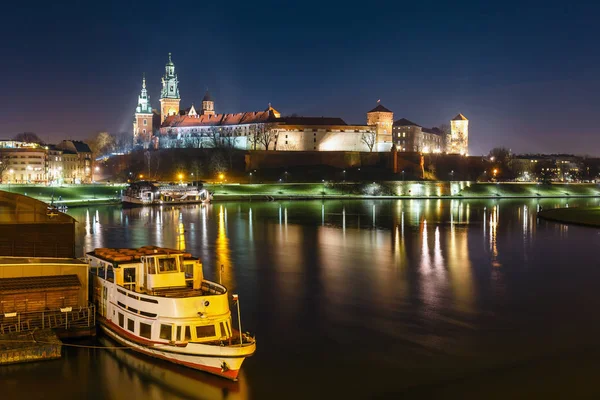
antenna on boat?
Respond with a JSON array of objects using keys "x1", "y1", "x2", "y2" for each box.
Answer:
[
  {"x1": 232, "y1": 294, "x2": 242, "y2": 346},
  {"x1": 219, "y1": 264, "x2": 223, "y2": 285}
]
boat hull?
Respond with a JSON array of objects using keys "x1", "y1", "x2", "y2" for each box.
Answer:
[{"x1": 99, "y1": 318, "x2": 251, "y2": 381}]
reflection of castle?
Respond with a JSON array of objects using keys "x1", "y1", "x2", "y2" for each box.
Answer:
[{"x1": 133, "y1": 54, "x2": 468, "y2": 154}]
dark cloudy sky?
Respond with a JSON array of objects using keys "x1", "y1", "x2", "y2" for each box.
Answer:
[{"x1": 1, "y1": 0, "x2": 598, "y2": 156}]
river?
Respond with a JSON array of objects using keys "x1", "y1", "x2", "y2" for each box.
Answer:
[{"x1": 2, "y1": 198, "x2": 600, "y2": 399}]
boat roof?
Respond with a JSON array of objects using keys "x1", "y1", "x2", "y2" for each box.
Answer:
[
  {"x1": 87, "y1": 247, "x2": 195, "y2": 264},
  {"x1": 0, "y1": 257, "x2": 86, "y2": 266}
]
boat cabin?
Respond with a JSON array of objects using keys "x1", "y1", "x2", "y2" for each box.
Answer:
[{"x1": 87, "y1": 247, "x2": 204, "y2": 295}]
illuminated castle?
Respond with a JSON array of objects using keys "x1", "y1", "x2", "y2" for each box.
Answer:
[{"x1": 133, "y1": 54, "x2": 468, "y2": 154}]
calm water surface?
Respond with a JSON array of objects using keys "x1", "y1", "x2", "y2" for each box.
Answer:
[{"x1": 3, "y1": 198, "x2": 600, "y2": 399}]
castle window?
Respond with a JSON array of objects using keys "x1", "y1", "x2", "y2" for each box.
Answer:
[{"x1": 143, "y1": 119, "x2": 147, "y2": 126}]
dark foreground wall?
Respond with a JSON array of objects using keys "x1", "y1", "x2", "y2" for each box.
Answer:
[{"x1": 0, "y1": 191, "x2": 76, "y2": 258}]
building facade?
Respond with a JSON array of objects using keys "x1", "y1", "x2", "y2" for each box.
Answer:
[
  {"x1": 134, "y1": 53, "x2": 469, "y2": 154},
  {"x1": 56, "y1": 140, "x2": 93, "y2": 183},
  {"x1": 159, "y1": 53, "x2": 180, "y2": 123},
  {"x1": 449, "y1": 113, "x2": 469, "y2": 155},
  {"x1": 392, "y1": 119, "x2": 444, "y2": 153},
  {"x1": 366, "y1": 103, "x2": 394, "y2": 152},
  {"x1": 133, "y1": 75, "x2": 154, "y2": 145},
  {"x1": 0, "y1": 141, "x2": 47, "y2": 183}
]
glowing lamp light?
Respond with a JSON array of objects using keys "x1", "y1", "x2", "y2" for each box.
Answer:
[{"x1": 218, "y1": 173, "x2": 224, "y2": 180}]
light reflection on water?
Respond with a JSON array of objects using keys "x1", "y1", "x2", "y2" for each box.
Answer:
[{"x1": 4, "y1": 198, "x2": 600, "y2": 399}]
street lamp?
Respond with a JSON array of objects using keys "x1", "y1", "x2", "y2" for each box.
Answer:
[
  {"x1": 178, "y1": 173, "x2": 184, "y2": 184},
  {"x1": 402, "y1": 170, "x2": 405, "y2": 181}
]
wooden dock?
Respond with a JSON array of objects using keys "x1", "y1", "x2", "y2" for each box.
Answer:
[{"x1": 0, "y1": 329, "x2": 62, "y2": 365}]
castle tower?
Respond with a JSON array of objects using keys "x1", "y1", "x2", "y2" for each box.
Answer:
[
  {"x1": 201, "y1": 90, "x2": 215, "y2": 116},
  {"x1": 449, "y1": 113, "x2": 469, "y2": 155},
  {"x1": 366, "y1": 101, "x2": 394, "y2": 152},
  {"x1": 159, "y1": 53, "x2": 180, "y2": 123},
  {"x1": 133, "y1": 74, "x2": 153, "y2": 146}
]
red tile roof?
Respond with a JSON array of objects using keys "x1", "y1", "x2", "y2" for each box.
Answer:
[{"x1": 163, "y1": 110, "x2": 275, "y2": 128}]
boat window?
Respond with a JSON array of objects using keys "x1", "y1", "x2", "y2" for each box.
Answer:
[
  {"x1": 176, "y1": 326, "x2": 182, "y2": 341},
  {"x1": 107, "y1": 265, "x2": 115, "y2": 283},
  {"x1": 147, "y1": 259, "x2": 156, "y2": 275},
  {"x1": 219, "y1": 322, "x2": 227, "y2": 338},
  {"x1": 184, "y1": 326, "x2": 191, "y2": 341},
  {"x1": 128, "y1": 319, "x2": 135, "y2": 332},
  {"x1": 195, "y1": 325, "x2": 216, "y2": 339},
  {"x1": 140, "y1": 323, "x2": 152, "y2": 339},
  {"x1": 160, "y1": 324, "x2": 172, "y2": 341},
  {"x1": 124, "y1": 268, "x2": 136, "y2": 291},
  {"x1": 118, "y1": 313, "x2": 124, "y2": 328},
  {"x1": 158, "y1": 258, "x2": 178, "y2": 273}
]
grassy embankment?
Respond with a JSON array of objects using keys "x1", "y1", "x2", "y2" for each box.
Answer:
[
  {"x1": 0, "y1": 184, "x2": 124, "y2": 206},
  {"x1": 1, "y1": 182, "x2": 599, "y2": 206},
  {"x1": 538, "y1": 207, "x2": 600, "y2": 227},
  {"x1": 205, "y1": 182, "x2": 600, "y2": 199}
]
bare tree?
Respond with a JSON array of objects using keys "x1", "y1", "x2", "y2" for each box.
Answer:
[
  {"x1": 209, "y1": 151, "x2": 228, "y2": 175},
  {"x1": 87, "y1": 131, "x2": 116, "y2": 156},
  {"x1": 254, "y1": 123, "x2": 278, "y2": 150},
  {"x1": 13, "y1": 132, "x2": 44, "y2": 144},
  {"x1": 437, "y1": 124, "x2": 451, "y2": 151},
  {"x1": 207, "y1": 127, "x2": 225, "y2": 149},
  {"x1": 0, "y1": 153, "x2": 10, "y2": 181},
  {"x1": 361, "y1": 131, "x2": 377, "y2": 152}
]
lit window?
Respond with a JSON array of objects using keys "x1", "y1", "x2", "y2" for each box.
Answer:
[{"x1": 160, "y1": 324, "x2": 172, "y2": 341}]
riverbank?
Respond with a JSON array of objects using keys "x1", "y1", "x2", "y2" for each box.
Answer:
[
  {"x1": 0, "y1": 184, "x2": 123, "y2": 207},
  {"x1": 205, "y1": 182, "x2": 600, "y2": 201},
  {"x1": 538, "y1": 207, "x2": 600, "y2": 227},
  {"x1": 2, "y1": 182, "x2": 599, "y2": 207}
]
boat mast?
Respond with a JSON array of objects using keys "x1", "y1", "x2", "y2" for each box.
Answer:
[{"x1": 233, "y1": 294, "x2": 242, "y2": 346}]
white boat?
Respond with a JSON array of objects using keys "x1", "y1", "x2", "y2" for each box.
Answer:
[
  {"x1": 122, "y1": 181, "x2": 212, "y2": 206},
  {"x1": 88, "y1": 246, "x2": 256, "y2": 380}
]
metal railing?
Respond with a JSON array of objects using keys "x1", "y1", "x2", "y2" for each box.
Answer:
[{"x1": 0, "y1": 304, "x2": 95, "y2": 334}]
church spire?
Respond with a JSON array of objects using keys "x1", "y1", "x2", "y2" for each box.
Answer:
[{"x1": 136, "y1": 74, "x2": 151, "y2": 114}]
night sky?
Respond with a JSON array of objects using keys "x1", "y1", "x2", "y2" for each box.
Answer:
[{"x1": 1, "y1": 1, "x2": 599, "y2": 156}]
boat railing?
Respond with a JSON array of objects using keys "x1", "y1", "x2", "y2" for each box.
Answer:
[{"x1": 0, "y1": 303, "x2": 96, "y2": 334}]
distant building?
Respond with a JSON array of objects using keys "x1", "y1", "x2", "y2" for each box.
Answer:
[
  {"x1": 449, "y1": 114, "x2": 469, "y2": 155},
  {"x1": 392, "y1": 119, "x2": 444, "y2": 153},
  {"x1": 366, "y1": 102, "x2": 394, "y2": 152},
  {"x1": 159, "y1": 53, "x2": 181, "y2": 123},
  {"x1": 56, "y1": 140, "x2": 93, "y2": 183},
  {"x1": 133, "y1": 53, "x2": 469, "y2": 154},
  {"x1": 0, "y1": 140, "x2": 47, "y2": 183},
  {"x1": 133, "y1": 75, "x2": 154, "y2": 146},
  {"x1": 47, "y1": 145, "x2": 63, "y2": 184}
]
